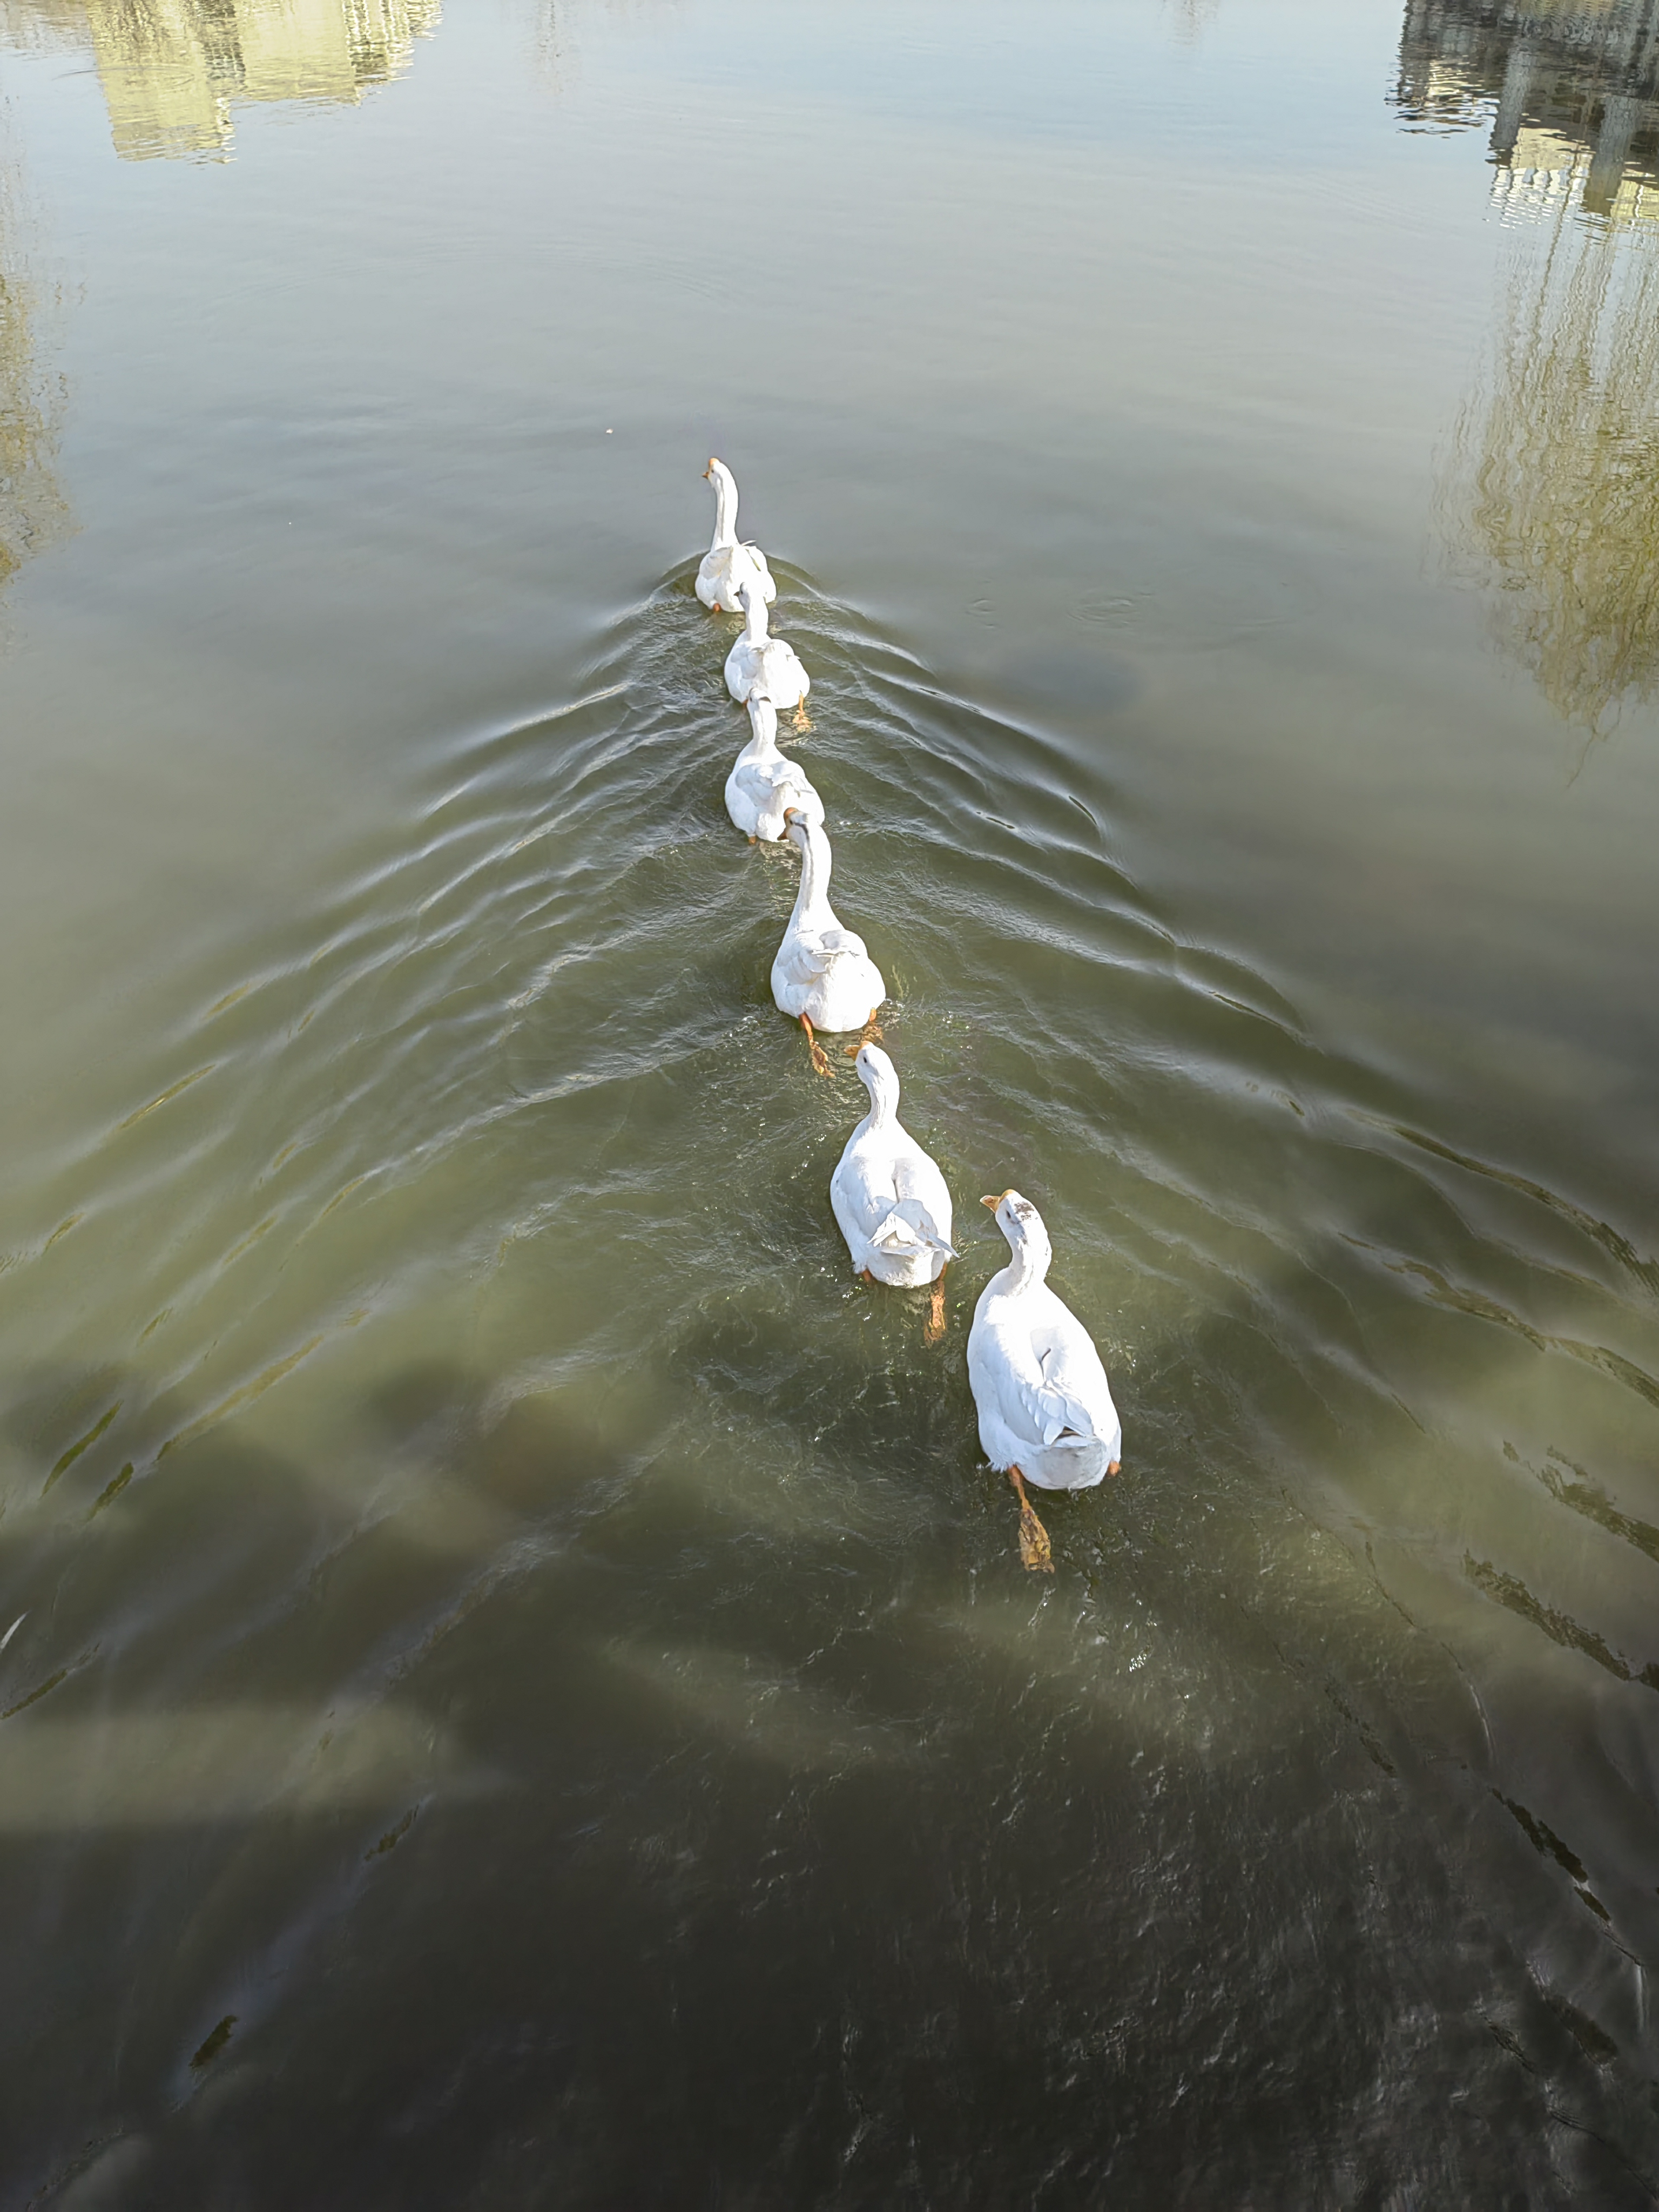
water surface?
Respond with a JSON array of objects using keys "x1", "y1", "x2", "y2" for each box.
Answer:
[{"x1": 2, "y1": 0, "x2": 1658, "y2": 2202}]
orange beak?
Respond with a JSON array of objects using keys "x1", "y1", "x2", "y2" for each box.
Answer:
[{"x1": 979, "y1": 1190, "x2": 1014, "y2": 1210}]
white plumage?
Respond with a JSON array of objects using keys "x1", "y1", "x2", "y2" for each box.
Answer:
[
  {"x1": 830, "y1": 1046, "x2": 955, "y2": 1296},
  {"x1": 725, "y1": 580, "x2": 810, "y2": 714},
  {"x1": 724, "y1": 695, "x2": 821, "y2": 842},
  {"x1": 771, "y1": 809, "x2": 885, "y2": 1072},
  {"x1": 696, "y1": 458, "x2": 777, "y2": 616},
  {"x1": 968, "y1": 1189, "x2": 1121, "y2": 1509}
]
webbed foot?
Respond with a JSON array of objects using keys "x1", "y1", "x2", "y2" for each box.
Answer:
[
  {"x1": 800, "y1": 1014, "x2": 833, "y2": 1078},
  {"x1": 1009, "y1": 1466, "x2": 1054, "y2": 1574}
]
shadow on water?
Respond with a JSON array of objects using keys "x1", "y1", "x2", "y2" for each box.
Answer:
[
  {"x1": 11, "y1": 1325, "x2": 1659, "y2": 2200},
  {"x1": 7, "y1": 1337, "x2": 1659, "y2": 2207},
  {"x1": 2, "y1": 575, "x2": 1659, "y2": 2202}
]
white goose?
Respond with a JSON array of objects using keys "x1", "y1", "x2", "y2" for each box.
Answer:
[
  {"x1": 724, "y1": 695, "x2": 822, "y2": 842},
  {"x1": 831, "y1": 1044, "x2": 956, "y2": 1340},
  {"x1": 725, "y1": 579, "x2": 811, "y2": 722},
  {"x1": 696, "y1": 458, "x2": 776, "y2": 616},
  {"x1": 967, "y1": 1189, "x2": 1122, "y2": 1573},
  {"x1": 771, "y1": 808, "x2": 885, "y2": 1075}
]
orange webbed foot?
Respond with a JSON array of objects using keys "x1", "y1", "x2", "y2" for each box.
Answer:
[
  {"x1": 1009, "y1": 1466, "x2": 1055, "y2": 1574},
  {"x1": 800, "y1": 1014, "x2": 833, "y2": 1078}
]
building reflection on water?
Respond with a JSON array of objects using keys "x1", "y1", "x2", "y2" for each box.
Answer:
[
  {"x1": 2, "y1": 0, "x2": 441, "y2": 162},
  {"x1": 1396, "y1": 0, "x2": 1659, "y2": 219},
  {"x1": 0, "y1": 0, "x2": 445, "y2": 603},
  {"x1": 1397, "y1": 1, "x2": 1659, "y2": 730}
]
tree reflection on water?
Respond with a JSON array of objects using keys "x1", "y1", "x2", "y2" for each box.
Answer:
[
  {"x1": 1449, "y1": 212, "x2": 1659, "y2": 734},
  {"x1": 0, "y1": 137, "x2": 68, "y2": 593},
  {"x1": 1399, "y1": 0, "x2": 1659, "y2": 732}
]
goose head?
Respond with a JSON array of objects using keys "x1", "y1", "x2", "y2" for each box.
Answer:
[
  {"x1": 704, "y1": 457, "x2": 739, "y2": 551},
  {"x1": 852, "y1": 1041, "x2": 900, "y2": 1109},
  {"x1": 980, "y1": 1188, "x2": 1053, "y2": 1272}
]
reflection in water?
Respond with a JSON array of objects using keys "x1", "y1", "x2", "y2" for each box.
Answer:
[
  {"x1": 1446, "y1": 210, "x2": 1659, "y2": 730},
  {"x1": 2, "y1": 0, "x2": 441, "y2": 161},
  {"x1": 1395, "y1": 0, "x2": 1659, "y2": 220},
  {"x1": 0, "y1": 137, "x2": 68, "y2": 589},
  {"x1": 3, "y1": 570, "x2": 1656, "y2": 2196},
  {"x1": 0, "y1": 1702, "x2": 486, "y2": 1826},
  {"x1": 1165, "y1": 0, "x2": 1221, "y2": 44},
  {"x1": 1398, "y1": 1, "x2": 1659, "y2": 728}
]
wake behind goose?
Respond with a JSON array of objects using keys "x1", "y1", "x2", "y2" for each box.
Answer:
[{"x1": 691, "y1": 462, "x2": 1121, "y2": 1573}]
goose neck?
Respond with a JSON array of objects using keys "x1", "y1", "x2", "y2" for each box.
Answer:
[
  {"x1": 861, "y1": 1069, "x2": 899, "y2": 1130},
  {"x1": 791, "y1": 815, "x2": 834, "y2": 929},
  {"x1": 1000, "y1": 1229, "x2": 1051, "y2": 1296},
  {"x1": 710, "y1": 466, "x2": 738, "y2": 547},
  {"x1": 745, "y1": 699, "x2": 780, "y2": 758}
]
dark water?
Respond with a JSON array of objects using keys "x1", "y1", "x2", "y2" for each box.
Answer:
[{"x1": 2, "y1": 0, "x2": 1659, "y2": 2203}]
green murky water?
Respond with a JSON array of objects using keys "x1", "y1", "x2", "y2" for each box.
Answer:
[{"x1": 2, "y1": 0, "x2": 1658, "y2": 2201}]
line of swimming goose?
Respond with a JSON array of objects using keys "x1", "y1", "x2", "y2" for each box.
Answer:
[{"x1": 697, "y1": 457, "x2": 1123, "y2": 1574}]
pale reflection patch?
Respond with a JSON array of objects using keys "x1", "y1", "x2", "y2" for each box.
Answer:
[
  {"x1": 1398, "y1": 0, "x2": 1659, "y2": 732},
  {"x1": 3, "y1": 0, "x2": 440, "y2": 161},
  {"x1": 0, "y1": 117, "x2": 70, "y2": 590},
  {"x1": 1443, "y1": 217, "x2": 1659, "y2": 734},
  {"x1": 600, "y1": 1638, "x2": 918, "y2": 1773},
  {"x1": 0, "y1": 1699, "x2": 487, "y2": 1827}
]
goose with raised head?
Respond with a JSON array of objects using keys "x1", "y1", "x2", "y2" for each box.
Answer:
[
  {"x1": 771, "y1": 808, "x2": 885, "y2": 1075},
  {"x1": 724, "y1": 694, "x2": 822, "y2": 842},
  {"x1": 696, "y1": 457, "x2": 777, "y2": 616},
  {"x1": 831, "y1": 1044, "x2": 956, "y2": 1341},
  {"x1": 725, "y1": 579, "x2": 811, "y2": 723},
  {"x1": 967, "y1": 1189, "x2": 1122, "y2": 1573}
]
